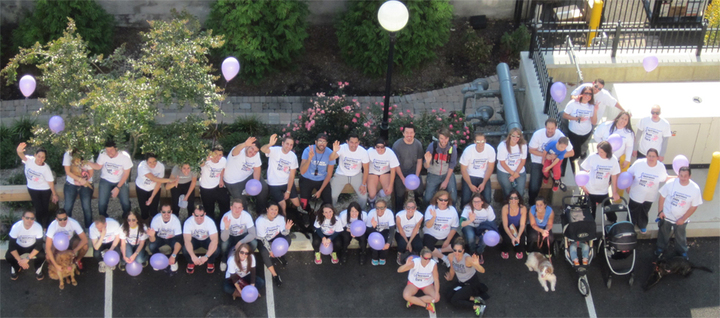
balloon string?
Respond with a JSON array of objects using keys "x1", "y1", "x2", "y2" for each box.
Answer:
[{"x1": 212, "y1": 80, "x2": 230, "y2": 148}]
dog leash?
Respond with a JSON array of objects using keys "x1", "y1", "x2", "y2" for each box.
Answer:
[{"x1": 537, "y1": 234, "x2": 552, "y2": 264}]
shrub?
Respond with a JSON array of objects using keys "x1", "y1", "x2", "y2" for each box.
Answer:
[
  {"x1": 336, "y1": 0, "x2": 454, "y2": 76},
  {"x1": 206, "y1": 0, "x2": 310, "y2": 82},
  {"x1": 12, "y1": 0, "x2": 115, "y2": 54},
  {"x1": 463, "y1": 22, "x2": 493, "y2": 69},
  {"x1": 499, "y1": 24, "x2": 531, "y2": 64}
]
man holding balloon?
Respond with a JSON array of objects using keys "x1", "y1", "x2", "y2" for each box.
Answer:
[
  {"x1": 45, "y1": 209, "x2": 89, "y2": 273},
  {"x1": 89, "y1": 215, "x2": 121, "y2": 273},
  {"x1": 224, "y1": 136, "x2": 269, "y2": 214},
  {"x1": 392, "y1": 123, "x2": 426, "y2": 212}
]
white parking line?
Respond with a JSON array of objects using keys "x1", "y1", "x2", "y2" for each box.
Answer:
[
  {"x1": 585, "y1": 285, "x2": 597, "y2": 318},
  {"x1": 429, "y1": 307, "x2": 437, "y2": 318},
  {"x1": 105, "y1": 269, "x2": 113, "y2": 318},
  {"x1": 265, "y1": 267, "x2": 276, "y2": 318}
]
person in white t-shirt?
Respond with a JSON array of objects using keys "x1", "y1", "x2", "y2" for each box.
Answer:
[
  {"x1": 330, "y1": 133, "x2": 370, "y2": 208},
  {"x1": 367, "y1": 138, "x2": 400, "y2": 209},
  {"x1": 118, "y1": 210, "x2": 149, "y2": 269},
  {"x1": 166, "y1": 163, "x2": 198, "y2": 216},
  {"x1": 364, "y1": 199, "x2": 396, "y2": 266},
  {"x1": 312, "y1": 204, "x2": 344, "y2": 265},
  {"x1": 338, "y1": 202, "x2": 368, "y2": 264},
  {"x1": 528, "y1": 118, "x2": 574, "y2": 205},
  {"x1": 656, "y1": 166, "x2": 702, "y2": 259},
  {"x1": 496, "y1": 128, "x2": 528, "y2": 198},
  {"x1": 224, "y1": 136, "x2": 269, "y2": 213},
  {"x1": 87, "y1": 140, "x2": 133, "y2": 219},
  {"x1": 17, "y1": 143, "x2": 58, "y2": 228},
  {"x1": 398, "y1": 246, "x2": 440, "y2": 314},
  {"x1": 255, "y1": 202, "x2": 293, "y2": 287},
  {"x1": 45, "y1": 209, "x2": 89, "y2": 273},
  {"x1": 460, "y1": 193, "x2": 497, "y2": 262},
  {"x1": 580, "y1": 141, "x2": 621, "y2": 222},
  {"x1": 62, "y1": 149, "x2": 94, "y2": 230},
  {"x1": 147, "y1": 204, "x2": 183, "y2": 273},
  {"x1": 89, "y1": 215, "x2": 121, "y2": 273},
  {"x1": 183, "y1": 205, "x2": 220, "y2": 274},
  {"x1": 570, "y1": 79, "x2": 625, "y2": 121},
  {"x1": 626, "y1": 149, "x2": 671, "y2": 233},
  {"x1": 6, "y1": 211, "x2": 45, "y2": 280},
  {"x1": 199, "y1": 145, "x2": 230, "y2": 227},
  {"x1": 460, "y1": 132, "x2": 497, "y2": 207},
  {"x1": 219, "y1": 198, "x2": 257, "y2": 271},
  {"x1": 423, "y1": 190, "x2": 460, "y2": 268},
  {"x1": 593, "y1": 112, "x2": 634, "y2": 171},
  {"x1": 394, "y1": 200, "x2": 423, "y2": 265},
  {"x1": 223, "y1": 243, "x2": 264, "y2": 299},
  {"x1": 563, "y1": 86, "x2": 600, "y2": 172},
  {"x1": 634, "y1": 105, "x2": 672, "y2": 161},
  {"x1": 261, "y1": 134, "x2": 307, "y2": 218},
  {"x1": 134, "y1": 153, "x2": 174, "y2": 220}
]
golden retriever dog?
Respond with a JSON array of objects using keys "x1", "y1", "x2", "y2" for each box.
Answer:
[
  {"x1": 70, "y1": 157, "x2": 93, "y2": 189},
  {"x1": 525, "y1": 252, "x2": 556, "y2": 292},
  {"x1": 48, "y1": 250, "x2": 79, "y2": 290}
]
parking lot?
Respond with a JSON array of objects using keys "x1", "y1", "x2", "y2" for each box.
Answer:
[{"x1": 2, "y1": 238, "x2": 719, "y2": 317}]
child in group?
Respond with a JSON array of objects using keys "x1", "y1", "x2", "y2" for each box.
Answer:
[
  {"x1": 568, "y1": 239, "x2": 589, "y2": 266},
  {"x1": 542, "y1": 137, "x2": 569, "y2": 192}
]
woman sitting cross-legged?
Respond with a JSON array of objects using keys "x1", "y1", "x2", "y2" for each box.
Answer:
[
  {"x1": 223, "y1": 243, "x2": 264, "y2": 300},
  {"x1": 398, "y1": 246, "x2": 441, "y2": 314}
]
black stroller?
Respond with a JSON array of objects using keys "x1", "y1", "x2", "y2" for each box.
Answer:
[
  {"x1": 598, "y1": 197, "x2": 637, "y2": 288},
  {"x1": 554, "y1": 195, "x2": 597, "y2": 296}
]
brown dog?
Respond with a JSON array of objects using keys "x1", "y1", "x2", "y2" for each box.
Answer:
[
  {"x1": 526, "y1": 252, "x2": 557, "y2": 292},
  {"x1": 48, "y1": 250, "x2": 79, "y2": 289},
  {"x1": 70, "y1": 157, "x2": 93, "y2": 189}
]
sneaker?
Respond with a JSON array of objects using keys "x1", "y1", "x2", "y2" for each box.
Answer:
[
  {"x1": 314, "y1": 252, "x2": 322, "y2": 265},
  {"x1": 273, "y1": 274, "x2": 282, "y2": 287},
  {"x1": 379, "y1": 259, "x2": 386, "y2": 265},
  {"x1": 473, "y1": 297, "x2": 485, "y2": 305},
  {"x1": 406, "y1": 301, "x2": 412, "y2": 308},
  {"x1": 331, "y1": 252, "x2": 339, "y2": 264},
  {"x1": 442, "y1": 255, "x2": 451, "y2": 268},
  {"x1": 426, "y1": 302, "x2": 436, "y2": 314},
  {"x1": 170, "y1": 263, "x2": 178, "y2": 272},
  {"x1": 397, "y1": 253, "x2": 404, "y2": 265},
  {"x1": 582, "y1": 258, "x2": 588, "y2": 265},
  {"x1": 278, "y1": 256, "x2": 288, "y2": 266},
  {"x1": 142, "y1": 261, "x2": 148, "y2": 268},
  {"x1": 297, "y1": 207, "x2": 309, "y2": 215},
  {"x1": 207, "y1": 263, "x2": 215, "y2": 274},
  {"x1": 11, "y1": 271, "x2": 18, "y2": 281},
  {"x1": 552, "y1": 180, "x2": 560, "y2": 192},
  {"x1": 559, "y1": 182, "x2": 567, "y2": 192},
  {"x1": 543, "y1": 177, "x2": 549, "y2": 184},
  {"x1": 220, "y1": 262, "x2": 227, "y2": 272},
  {"x1": 98, "y1": 261, "x2": 107, "y2": 273},
  {"x1": 120, "y1": 263, "x2": 126, "y2": 271},
  {"x1": 501, "y1": 252, "x2": 509, "y2": 259},
  {"x1": 573, "y1": 259, "x2": 580, "y2": 266},
  {"x1": 640, "y1": 228, "x2": 647, "y2": 234},
  {"x1": 75, "y1": 259, "x2": 84, "y2": 271},
  {"x1": 368, "y1": 200, "x2": 375, "y2": 210},
  {"x1": 681, "y1": 253, "x2": 689, "y2": 260},
  {"x1": 516, "y1": 252, "x2": 524, "y2": 260},
  {"x1": 475, "y1": 304, "x2": 486, "y2": 317},
  {"x1": 36, "y1": 271, "x2": 44, "y2": 281},
  {"x1": 186, "y1": 264, "x2": 195, "y2": 274},
  {"x1": 654, "y1": 248, "x2": 664, "y2": 257},
  {"x1": 371, "y1": 259, "x2": 379, "y2": 266}
]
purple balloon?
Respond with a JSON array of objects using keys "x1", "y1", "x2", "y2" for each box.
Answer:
[
  {"x1": 271, "y1": 237, "x2": 289, "y2": 257},
  {"x1": 405, "y1": 174, "x2": 420, "y2": 190},
  {"x1": 104, "y1": 250, "x2": 120, "y2": 267},
  {"x1": 222, "y1": 57, "x2": 240, "y2": 81},
  {"x1": 49, "y1": 116, "x2": 65, "y2": 134},
  {"x1": 241, "y1": 285, "x2": 259, "y2": 303},
  {"x1": 150, "y1": 253, "x2": 169, "y2": 270},
  {"x1": 607, "y1": 133, "x2": 623, "y2": 152},
  {"x1": 19, "y1": 75, "x2": 36, "y2": 97},
  {"x1": 643, "y1": 56, "x2": 659, "y2": 73},
  {"x1": 368, "y1": 232, "x2": 385, "y2": 251},
  {"x1": 53, "y1": 233, "x2": 69, "y2": 251},
  {"x1": 617, "y1": 171, "x2": 633, "y2": 190},
  {"x1": 575, "y1": 171, "x2": 590, "y2": 187},
  {"x1": 672, "y1": 155, "x2": 689, "y2": 175},
  {"x1": 319, "y1": 242, "x2": 333, "y2": 255},
  {"x1": 350, "y1": 220, "x2": 366, "y2": 237},
  {"x1": 550, "y1": 81, "x2": 567, "y2": 104},
  {"x1": 246, "y1": 179, "x2": 262, "y2": 196},
  {"x1": 483, "y1": 230, "x2": 500, "y2": 247},
  {"x1": 126, "y1": 261, "x2": 143, "y2": 276}
]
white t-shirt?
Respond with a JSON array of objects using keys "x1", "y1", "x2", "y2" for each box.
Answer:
[
  {"x1": 564, "y1": 100, "x2": 595, "y2": 135},
  {"x1": 265, "y1": 146, "x2": 299, "y2": 186},
  {"x1": 637, "y1": 117, "x2": 672, "y2": 155},
  {"x1": 460, "y1": 205, "x2": 496, "y2": 228},
  {"x1": 367, "y1": 147, "x2": 400, "y2": 175},
  {"x1": 338, "y1": 210, "x2": 368, "y2": 230},
  {"x1": 225, "y1": 147, "x2": 262, "y2": 183},
  {"x1": 23, "y1": 156, "x2": 55, "y2": 190},
  {"x1": 9, "y1": 221, "x2": 44, "y2": 248},
  {"x1": 96, "y1": 150, "x2": 133, "y2": 183},
  {"x1": 423, "y1": 206, "x2": 460, "y2": 240},
  {"x1": 528, "y1": 129, "x2": 573, "y2": 164},
  {"x1": 89, "y1": 218, "x2": 121, "y2": 244},
  {"x1": 570, "y1": 84, "x2": 617, "y2": 120},
  {"x1": 580, "y1": 153, "x2": 621, "y2": 195},
  {"x1": 46, "y1": 217, "x2": 84, "y2": 239},
  {"x1": 314, "y1": 216, "x2": 344, "y2": 236},
  {"x1": 183, "y1": 216, "x2": 218, "y2": 241},
  {"x1": 408, "y1": 257, "x2": 436, "y2": 288},
  {"x1": 365, "y1": 209, "x2": 396, "y2": 232},
  {"x1": 496, "y1": 141, "x2": 527, "y2": 174},
  {"x1": 62, "y1": 151, "x2": 94, "y2": 185},
  {"x1": 225, "y1": 253, "x2": 256, "y2": 279},
  {"x1": 199, "y1": 157, "x2": 227, "y2": 189},
  {"x1": 659, "y1": 178, "x2": 703, "y2": 223},
  {"x1": 593, "y1": 122, "x2": 634, "y2": 160},
  {"x1": 335, "y1": 144, "x2": 369, "y2": 177},
  {"x1": 396, "y1": 210, "x2": 424, "y2": 237},
  {"x1": 627, "y1": 159, "x2": 669, "y2": 203},
  {"x1": 119, "y1": 224, "x2": 149, "y2": 246},
  {"x1": 255, "y1": 214, "x2": 286, "y2": 241},
  {"x1": 459, "y1": 144, "x2": 496, "y2": 177},
  {"x1": 220, "y1": 210, "x2": 255, "y2": 237},
  {"x1": 150, "y1": 214, "x2": 183, "y2": 239},
  {"x1": 135, "y1": 160, "x2": 166, "y2": 192}
]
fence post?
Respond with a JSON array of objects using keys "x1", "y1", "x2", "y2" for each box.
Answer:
[
  {"x1": 611, "y1": 21, "x2": 622, "y2": 58},
  {"x1": 697, "y1": 19, "x2": 709, "y2": 57},
  {"x1": 544, "y1": 77, "x2": 553, "y2": 115},
  {"x1": 529, "y1": 24, "x2": 537, "y2": 58}
]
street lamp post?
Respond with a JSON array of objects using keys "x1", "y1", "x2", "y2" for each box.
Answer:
[{"x1": 378, "y1": 0, "x2": 408, "y2": 140}]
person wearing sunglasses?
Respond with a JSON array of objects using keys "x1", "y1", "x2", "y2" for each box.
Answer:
[
  {"x1": 339, "y1": 201, "x2": 368, "y2": 265},
  {"x1": 460, "y1": 132, "x2": 496, "y2": 207},
  {"x1": 570, "y1": 79, "x2": 625, "y2": 121},
  {"x1": 224, "y1": 243, "x2": 264, "y2": 300},
  {"x1": 634, "y1": 105, "x2": 671, "y2": 162},
  {"x1": 366, "y1": 138, "x2": 400, "y2": 210},
  {"x1": 395, "y1": 200, "x2": 423, "y2": 265},
  {"x1": 224, "y1": 136, "x2": 269, "y2": 215},
  {"x1": 365, "y1": 199, "x2": 396, "y2": 266},
  {"x1": 299, "y1": 133, "x2": 337, "y2": 213},
  {"x1": 16, "y1": 142, "x2": 58, "y2": 229},
  {"x1": 423, "y1": 128, "x2": 459, "y2": 206},
  {"x1": 398, "y1": 246, "x2": 440, "y2": 314},
  {"x1": 444, "y1": 238, "x2": 488, "y2": 317},
  {"x1": 7, "y1": 211, "x2": 45, "y2": 281},
  {"x1": 563, "y1": 86, "x2": 600, "y2": 173},
  {"x1": 220, "y1": 198, "x2": 257, "y2": 272},
  {"x1": 45, "y1": 209, "x2": 88, "y2": 273},
  {"x1": 183, "y1": 205, "x2": 220, "y2": 274},
  {"x1": 89, "y1": 215, "x2": 121, "y2": 273},
  {"x1": 119, "y1": 210, "x2": 149, "y2": 270},
  {"x1": 148, "y1": 204, "x2": 183, "y2": 274},
  {"x1": 424, "y1": 190, "x2": 460, "y2": 268},
  {"x1": 496, "y1": 128, "x2": 528, "y2": 198},
  {"x1": 500, "y1": 190, "x2": 527, "y2": 260},
  {"x1": 460, "y1": 193, "x2": 498, "y2": 264},
  {"x1": 255, "y1": 202, "x2": 293, "y2": 287}
]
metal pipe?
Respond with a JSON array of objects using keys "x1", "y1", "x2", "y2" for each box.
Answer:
[{"x1": 497, "y1": 63, "x2": 522, "y2": 132}]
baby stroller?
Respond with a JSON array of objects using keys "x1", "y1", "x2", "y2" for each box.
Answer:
[
  {"x1": 554, "y1": 195, "x2": 597, "y2": 296},
  {"x1": 599, "y1": 197, "x2": 637, "y2": 288}
]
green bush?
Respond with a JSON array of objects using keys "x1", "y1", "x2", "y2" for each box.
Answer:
[
  {"x1": 336, "y1": 0, "x2": 453, "y2": 76},
  {"x1": 463, "y1": 22, "x2": 493, "y2": 69},
  {"x1": 12, "y1": 0, "x2": 115, "y2": 54},
  {"x1": 500, "y1": 24, "x2": 531, "y2": 64},
  {"x1": 206, "y1": 0, "x2": 310, "y2": 82},
  {"x1": 0, "y1": 118, "x2": 64, "y2": 174}
]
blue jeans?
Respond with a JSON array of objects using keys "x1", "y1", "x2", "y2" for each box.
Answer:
[
  {"x1": 221, "y1": 233, "x2": 258, "y2": 262},
  {"x1": 122, "y1": 243, "x2": 149, "y2": 265},
  {"x1": 528, "y1": 163, "x2": 544, "y2": 206},
  {"x1": 462, "y1": 225, "x2": 488, "y2": 255},
  {"x1": 98, "y1": 179, "x2": 131, "y2": 219},
  {"x1": 496, "y1": 170, "x2": 527, "y2": 199},
  {"x1": 64, "y1": 182, "x2": 94, "y2": 229},
  {"x1": 461, "y1": 176, "x2": 492, "y2": 207},
  {"x1": 424, "y1": 173, "x2": 457, "y2": 206},
  {"x1": 148, "y1": 236, "x2": 182, "y2": 254},
  {"x1": 656, "y1": 219, "x2": 688, "y2": 256},
  {"x1": 569, "y1": 240, "x2": 589, "y2": 261}
]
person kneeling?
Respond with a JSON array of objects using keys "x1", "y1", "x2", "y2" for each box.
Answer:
[{"x1": 224, "y1": 244, "x2": 264, "y2": 300}]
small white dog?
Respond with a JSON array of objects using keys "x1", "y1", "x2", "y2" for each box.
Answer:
[{"x1": 525, "y1": 252, "x2": 556, "y2": 292}]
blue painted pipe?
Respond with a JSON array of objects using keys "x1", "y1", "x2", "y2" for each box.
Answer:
[{"x1": 497, "y1": 63, "x2": 522, "y2": 132}]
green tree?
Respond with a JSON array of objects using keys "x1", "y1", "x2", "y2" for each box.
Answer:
[{"x1": 1, "y1": 11, "x2": 225, "y2": 167}]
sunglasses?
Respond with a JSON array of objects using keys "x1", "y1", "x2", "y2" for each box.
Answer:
[
  {"x1": 437, "y1": 198, "x2": 449, "y2": 202},
  {"x1": 194, "y1": 214, "x2": 204, "y2": 218},
  {"x1": 422, "y1": 256, "x2": 432, "y2": 260},
  {"x1": 24, "y1": 216, "x2": 35, "y2": 220},
  {"x1": 582, "y1": 92, "x2": 593, "y2": 96},
  {"x1": 453, "y1": 249, "x2": 463, "y2": 253},
  {"x1": 57, "y1": 217, "x2": 68, "y2": 221},
  {"x1": 406, "y1": 206, "x2": 417, "y2": 210},
  {"x1": 509, "y1": 197, "x2": 519, "y2": 200},
  {"x1": 161, "y1": 211, "x2": 172, "y2": 214},
  {"x1": 316, "y1": 140, "x2": 328, "y2": 144},
  {"x1": 651, "y1": 111, "x2": 660, "y2": 115},
  {"x1": 475, "y1": 140, "x2": 486, "y2": 144},
  {"x1": 593, "y1": 84, "x2": 601, "y2": 89},
  {"x1": 375, "y1": 145, "x2": 385, "y2": 149},
  {"x1": 238, "y1": 251, "x2": 249, "y2": 255}
]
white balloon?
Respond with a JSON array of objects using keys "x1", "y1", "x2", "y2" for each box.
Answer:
[
  {"x1": 221, "y1": 57, "x2": 240, "y2": 82},
  {"x1": 19, "y1": 75, "x2": 36, "y2": 97},
  {"x1": 378, "y1": 0, "x2": 409, "y2": 32}
]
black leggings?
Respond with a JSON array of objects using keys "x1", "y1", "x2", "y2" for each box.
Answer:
[
  {"x1": 566, "y1": 130, "x2": 591, "y2": 172},
  {"x1": 340, "y1": 230, "x2": 367, "y2": 254},
  {"x1": 629, "y1": 199, "x2": 653, "y2": 229},
  {"x1": 171, "y1": 183, "x2": 196, "y2": 216},
  {"x1": 136, "y1": 187, "x2": 160, "y2": 221},
  {"x1": 366, "y1": 228, "x2": 390, "y2": 260},
  {"x1": 446, "y1": 273, "x2": 489, "y2": 309},
  {"x1": 28, "y1": 188, "x2": 52, "y2": 229},
  {"x1": 200, "y1": 186, "x2": 230, "y2": 226},
  {"x1": 312, "y1": 234, "x2": 342, "y2": 254},
  {"x1": 6, "y1": 244, "x2": 45, "y2": 273},
  {"x1": 588, "y1": 193, "x2": 616, "y2": 222},
  {"x1": 257, "y1": 234, "x2": 292, "y2": 267}
]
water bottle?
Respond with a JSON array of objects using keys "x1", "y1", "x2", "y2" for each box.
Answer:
[{"x1": 510, "y1": 180, "x2": 517, "y2": 188}]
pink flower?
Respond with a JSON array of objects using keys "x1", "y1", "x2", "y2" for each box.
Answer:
[
  {"x1": 293, "y1": 127, "x2": 298, "y2": 131},
  {"x1": 456, "y1": 130, "x2": 460, "y2": 134},
  {"x1": 298, "y1": 115, "x2": 302, "y2": 120},
  {"x1": 449, "y1": 124, "x2": 453, "y2": 129},
  {"x1": 282, "y1": 128, "x2": 286, "y2": 132},
  {"x1": 343, "y1": 125, "x2": 348, "y2": 130},
  {"x1": 344, "y1": 82, "x2": 349, "y2": 86},
  {"x1": 437, "y1": 118, "x2": 442, "y2": 121},
  {"x1": 460, "y1": 140, "x2": 466, "y2": 144},
  {"x1": 285, "y1": 132, "x2": 291, "y2": 137},
  {"x1": 352, "y1": 99, "x2": 357, "y2": 102},
  {"x1": 388, "y1": 118, "x2": 392, "y2": 123},
  {"x1": 400, "y1": 127, "x2": 404, "y2": 131},
  {"x1": 364, "y1": 122, "x2": 370, "y2": 127},
  {"x1": 355, "y1": 113, "x2": 360, "y2": 118},
  {"x1": 320, "y1": 110, "x2": 325, "y2": 114},
  {"x1": 432, "y1": 109, "x2": 436, "y2": 113},
  {"x1": 380, "y1": 102, "x2": 384, "y2": 106},
  {"x1": 352, "y1": 118, "x2": 358, "y2": 123},
  {"x1": 393, "y1": 104, "x2": 397, "y2": 109},
  {"x1": 399, "y1": 111, "x2": 403, "y2": 116},
  {"x1": 388, "y1": 112, "x2": 392, "y2": 116},
  {"x1": 338, "y1": 81, "x2": 343, "y2": 86},
  {"x1": 440, "y1": 108, "x2": 446, "y2": 112}
]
